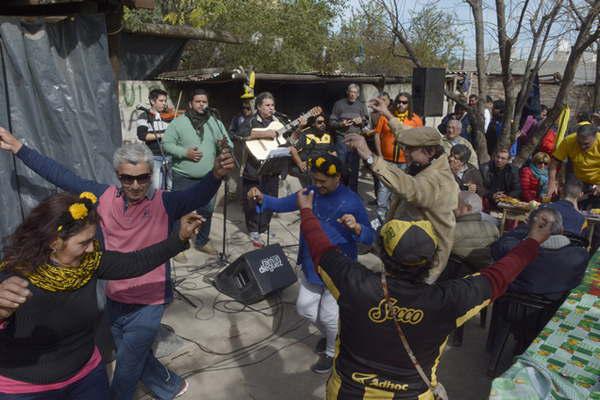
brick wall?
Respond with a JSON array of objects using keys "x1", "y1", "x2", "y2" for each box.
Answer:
[{"x1": 469, "y1": 76, "x2": 594, "y2": 113}]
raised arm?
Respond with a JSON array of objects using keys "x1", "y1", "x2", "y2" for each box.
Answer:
[
  {"x1": 0, "y1": 128, "x2": 108, "y2": 197},
  {"x1": 481, "y1": 211, "x2": 552, "y2": 300}
]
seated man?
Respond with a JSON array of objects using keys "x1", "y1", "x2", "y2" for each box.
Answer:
[
  {"x1": 247, "y1": 154, "x2": 374, "y2": 374},
  {"x1": 441, "y1": 191, "x2": 500, "y2": 280},
  {"x1": 288, "y1": 114, "x2": 335, "y2": 186},
  {"x1": 480, "y1": 147, "x2": 521, "y2": 207},
  {"x1": 547, "y1": 178, "x2": 586, "y2": 236},
  {"x1": 492, "y1": 207, "x2": 589, "y2": 300},
  {"x1": 441, "y1": 119, "x2": 478, "y2": 166},
  {"x1": 297, "y1": 188, "x2": 553, "y2": 400}
]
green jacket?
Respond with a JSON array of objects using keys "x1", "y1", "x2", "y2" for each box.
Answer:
[{"x1": 163, "y1": 114, "x2": 232, "y2": 179}]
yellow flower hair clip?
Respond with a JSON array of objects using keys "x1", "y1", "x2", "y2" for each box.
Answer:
[
  {"x1": 69, "y1": 203, "x2": 89, "y2": 220},
  {"x1": 79, "y1": 192, "x2": 97, "y2": 204},
  {"x1": 315, "y1": 157, "x2": 326, "y2": 168},
  {"x1": 327, "y1": 164, "x2": 337, "y2": 176}
]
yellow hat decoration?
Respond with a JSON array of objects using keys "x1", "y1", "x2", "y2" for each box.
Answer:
[
  {"x1": 68, "y1": 203, "x2": 89, "y2": 220},
  {"x1": 79, "y1": 192, "x2": 97, "y2": 204}
]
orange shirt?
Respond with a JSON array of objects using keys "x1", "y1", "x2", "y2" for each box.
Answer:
[{"x1": 375, "y1": 113, "x2": 423, "y2": 163}]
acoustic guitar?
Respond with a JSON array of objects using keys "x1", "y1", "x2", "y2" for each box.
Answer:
[{"x1": 245, "y1": 106, "x2": 322, "y2": 161}]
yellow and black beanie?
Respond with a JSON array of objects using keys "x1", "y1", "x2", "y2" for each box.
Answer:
[
  {"x1": 308, "y1": 153, "x2": 343, "y2": 177},
  {"x1": 379, "y1": 220, "x2": 437, "y2": 268}
]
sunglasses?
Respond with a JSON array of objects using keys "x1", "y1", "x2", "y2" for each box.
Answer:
[
  {"x1": 397, "y1": 100, "x2": 409, "y2": 105},
  {"x1": 316, "y1": 120, "x2": 326, "y2": 124},
  {"x1": 538, "y1": 161, "x2": 548, "y2": 165},
  {"x1": 118, "y1": 173, "x2": 152, "y2": 185}
]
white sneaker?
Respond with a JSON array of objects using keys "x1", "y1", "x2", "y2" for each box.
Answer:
[
  {"x1": 249, "y1": 232, "x2": 264, "y2": 248},
  {"x1": 175, "y1": 379, "x2": 189, "y2": 397}
]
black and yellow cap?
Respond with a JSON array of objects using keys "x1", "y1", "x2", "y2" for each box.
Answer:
[
  {"x1": 308, "y1": 153, "x2": 343, "y2": 177},
  {"x1": 380, "y1": 220, "x2": 437, "y2": 267}
]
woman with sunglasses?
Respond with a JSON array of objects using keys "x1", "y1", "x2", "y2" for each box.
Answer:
[
  {"x1": 520, "y1": 152, "x2": 550, "y2": 202},
  {"x1": 371, "y1": 93, "x2": 424, "y2": 221},
  {"x1": 0, "y1": 192, "x2": 203, "y2": 399}
]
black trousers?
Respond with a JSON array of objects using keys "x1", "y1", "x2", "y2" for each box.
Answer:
[{"x1": 242, "y1": 175, "x2": 279, "y2": 233}]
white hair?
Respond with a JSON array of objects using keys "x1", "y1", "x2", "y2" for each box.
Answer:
[
  {"x1": 113, "y1": 143, "x2": 153, "y2": 171},
  {"x1": 347, "y1": 83, "x2": 360, "y2": 92},
  {"x1": 458, "y1": 191, "x2": 482, "y2": 213},
  {"x1": 448, "y1": 119, "x2": 462, "y2": 129}
]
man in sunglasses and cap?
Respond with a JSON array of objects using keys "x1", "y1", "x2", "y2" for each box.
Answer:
[
  {"x1": 247, "y1": 153, "x2": 374, "y2": 374},
  {"x1": 0, "y1": 128, "x2": 234, "y2": 400},
  {"x1": 344, "y1": 104, "x2": 459, "y2": 283},
  {"x1": 297, "y1": 188, "x2": 554, "y2": 400}
]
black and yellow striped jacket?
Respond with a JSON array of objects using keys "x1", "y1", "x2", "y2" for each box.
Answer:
[{"x1": 318, "y1": 248, "x2": 491, "y2": 400}]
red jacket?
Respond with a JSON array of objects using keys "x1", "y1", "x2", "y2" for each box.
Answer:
[
  {"x1": 520, "y1": 166, "x2": 541, "y2": 202},
  {"x1": 539, "y1": 129, "x2": 557, "y2": 155}
]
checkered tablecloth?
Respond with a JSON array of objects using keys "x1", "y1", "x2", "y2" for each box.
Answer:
[{"x1": 490, "y1": 249, "x2": 600, "y2": 400}]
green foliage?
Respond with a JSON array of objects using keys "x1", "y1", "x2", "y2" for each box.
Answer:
[
  {"x1": 124, "y1": 0, "x2": 463, "y2": 74},
  {"x1": 408, "y1": 5, "x2": 464, "y2": 69}
]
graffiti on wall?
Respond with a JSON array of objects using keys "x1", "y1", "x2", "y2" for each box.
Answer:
[{"x1": 118, "y1": 81, "x2": 175, "y2": 143}]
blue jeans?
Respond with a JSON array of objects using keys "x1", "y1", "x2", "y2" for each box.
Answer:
[
  {"x1": 335, "y1": 138, "x2": 359, "y2": 193},
  {"x1": 0, "y1": 362, "x2": 109, "y2": 400},
  {"x1": 376, "y1": 161, "x2": 407, "y2": 222},
  {"x1": 152, "y1": 155, "x2": 173, "y2": 191},
  {"x1": 172, "y1": 172, "x2": 216, "y2": 247},
  {"x1": 107, "y1": 300, "x2": 182, "y2": 400}
]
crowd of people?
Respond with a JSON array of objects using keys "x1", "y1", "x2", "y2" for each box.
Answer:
[{"x1": 0, "y1": 81, "x2": 598, "y2": 400}]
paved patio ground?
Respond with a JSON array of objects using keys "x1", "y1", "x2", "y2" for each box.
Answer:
[{"x1": 133, "y1": 172, "x2": 508, "y2": 400}]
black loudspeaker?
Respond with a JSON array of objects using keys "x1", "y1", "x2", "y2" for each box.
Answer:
[
  {"x1": 411, "y1": 67, "x2": 445, "y2": 117},
  {"x1": 214, "y1": 244, "x2": 297, "y2": 304}
]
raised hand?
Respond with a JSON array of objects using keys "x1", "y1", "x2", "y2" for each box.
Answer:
[
  {"x1": 527, "y1": 212, "x2": 554, "y2": 244},
  {"x1": 212, "y1": 148, "x2": 235, "y2": 179},
  {"x1": 247, "y1": 187, "x2": 264, "y2": 204},
  {"x1": 296, "y1": 189, "x2": 314, "y2": 210},
  {"x1": 0, "y1": 127, "x2": 23, "y2": 154},
  {"x1": 0, "y1": 276, "x2": 32, "y2": 320},
  {"x1": 178, "y1": 212, "x2": 206, "y2": 241},
  {"x1": 337, "y1": 214, "x2": 362, "y2": 236},
  {"x1": 344, "y1": 134, "x2": 373, "y2": 161}
]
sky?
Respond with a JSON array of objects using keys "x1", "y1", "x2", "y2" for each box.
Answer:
[{"x1": 342, "y1": 0, "x2": 580, "y2": 60}]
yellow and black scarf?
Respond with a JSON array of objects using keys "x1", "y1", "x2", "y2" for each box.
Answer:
[
  {"x1": 26, "y1": 242, "x2": 102, "y2": 292},
  {"x1": 394, "y1": 110, "x2": 409, "y2": 122}
]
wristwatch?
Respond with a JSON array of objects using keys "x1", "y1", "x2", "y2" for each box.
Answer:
[{"x1": 366, "y1": 154, "x2": 375, "y2": 166}]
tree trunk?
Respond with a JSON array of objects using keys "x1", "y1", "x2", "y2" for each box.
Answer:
[
  {"x1": 595, "y1": 42, "x2": 600, "y2": 110},
  {"x1": 514, "y1": 3, "x2": 600, "y2": 166},
  {"x1": 467, "y1": 0, "x2": 490, "y2": 163}
]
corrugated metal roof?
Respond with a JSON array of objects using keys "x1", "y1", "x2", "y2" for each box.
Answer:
[{"x1": 157, "y1": 68, "x2": 411, "y2": 84}]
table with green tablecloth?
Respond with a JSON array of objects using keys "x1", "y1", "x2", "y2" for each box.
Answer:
[{"x1": 489, "y1": 249, "x2": 600, "y2": 400}]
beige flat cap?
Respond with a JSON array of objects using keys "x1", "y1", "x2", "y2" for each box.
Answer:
[{"x1": 396, "y1": 126, "x2": 443, "y2": 146}]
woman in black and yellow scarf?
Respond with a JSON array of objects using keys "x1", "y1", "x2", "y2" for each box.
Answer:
[{"x1": 0, "y1": 192, "x2": 203, "y2": 400}]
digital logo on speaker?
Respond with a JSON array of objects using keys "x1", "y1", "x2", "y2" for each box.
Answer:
[{"x1": 258, "y1": 255, "x2": 283, "y2": 273}]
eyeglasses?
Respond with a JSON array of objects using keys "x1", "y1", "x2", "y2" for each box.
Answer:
[
  {"x1": 118, "y1": 173, "x2": 152, "y2": 185},
  {"x1": 397, "y1": 100, "x2": 409, "y2": 105}
]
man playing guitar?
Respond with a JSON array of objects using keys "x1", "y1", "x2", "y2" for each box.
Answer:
[{"x1": 237, "y1": 92, "x2": 282, "y2": 247}]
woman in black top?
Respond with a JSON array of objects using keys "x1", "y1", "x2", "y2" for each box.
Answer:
[
  {"x1": 448, "y1": 144, "x2": 486, "y2": 198},
  {"x1": 0, "y1": 192, "x2": 202, "y2": 399}
]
